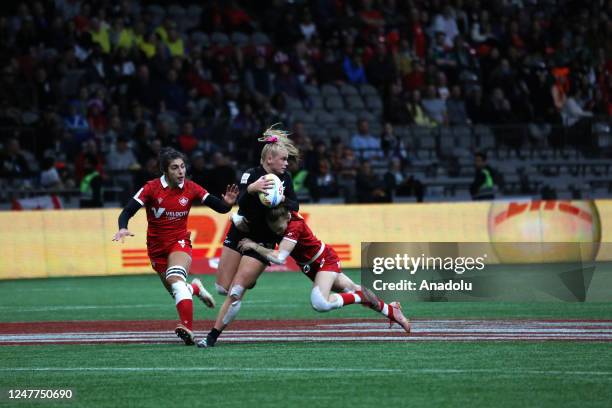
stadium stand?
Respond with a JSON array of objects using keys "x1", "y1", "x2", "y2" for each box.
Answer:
[{"x1": 0, "y1": 0, "x2": 610, "y2": 208}]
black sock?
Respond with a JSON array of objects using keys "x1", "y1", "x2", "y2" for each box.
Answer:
[{"x1": 206, "y1": 328, "x2": 222, "y2": 346}]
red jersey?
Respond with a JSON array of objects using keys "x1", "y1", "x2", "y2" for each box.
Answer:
[
  {"x1": 282, "y1": 212, "x2": 324, "y2": 265},
  {"x1": 133, "y1": 175, "x2": 209, "y2": 250}
]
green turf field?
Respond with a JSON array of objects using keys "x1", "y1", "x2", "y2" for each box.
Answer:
[
  {"x1": 1, "y1": 271, "x2": 611, "y2": 407},
  {"x1": 1, "y1": 270, "x2": 611, "y2": 322}
]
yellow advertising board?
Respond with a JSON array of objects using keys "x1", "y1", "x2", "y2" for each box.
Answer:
[{"x1": 1, "y1": 199, "x2": 611, "y2": 279}]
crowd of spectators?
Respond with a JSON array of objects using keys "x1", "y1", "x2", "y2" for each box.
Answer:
[{"x1": 0, "y1": 0, "x2": 611, "y2": 206}]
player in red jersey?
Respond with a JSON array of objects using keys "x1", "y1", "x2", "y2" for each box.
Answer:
[
  {"x1": 237, "y1": 207, "x2": 411, "y2": 333},
  {"x1": 113, "y1": 147, "x2": 239, "y2": 345}
]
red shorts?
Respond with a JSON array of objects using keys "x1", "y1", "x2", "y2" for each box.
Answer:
[
  {"x1": 300, "y1": 246, "x2": 341, "y2": 281},
  {"x1": 149, "y1": 238, "x2": 193, "y2": 275}
]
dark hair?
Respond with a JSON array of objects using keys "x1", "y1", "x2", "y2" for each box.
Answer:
[
  {"x1": 475, "y1": 151, "x2": 487, "y2": 161},
  {"x1": 159, "y1": 147, "x2": 186, "y2": 173},
  {"x1": 266, "y1": 205, "x2": 290, "y2": 222}
]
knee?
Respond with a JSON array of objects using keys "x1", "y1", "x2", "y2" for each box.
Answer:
[
  {"x1": 215, "y1": 282, "x2": 229, "y2": 296},
  {"x1": 229, "y1": 284, "x2": 245, "y2": 301},
  {"x1": 165, "y1": 265, "x2": 187, "y2": 283},
  {"x1": 310, "y1": 287, "x2": 335, "y2": 313}
]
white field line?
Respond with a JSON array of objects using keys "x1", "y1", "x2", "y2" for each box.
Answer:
[
  {"x1": 2, "y1": 336, "x2": 612, "y2": 344},
  {"x1": 1, "y1": 367, "x2": 612, "y2": 377}
]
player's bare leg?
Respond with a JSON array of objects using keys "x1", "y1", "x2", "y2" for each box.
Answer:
[
  {"x1": 311, "y1": 271, "x2": 381, "y2": 312},
  {"x1": 327, "y1": 273, "x2": 411, "y2": 333},
  {"x1": 199, "y1": 256, "x2": 266, "y2": 348},
  {"x1": 331, "y1": 273, "x2": 361, "y2": 293},
  {"x1": 166, "y1": 251, "x2": 197, "y2": 345},
  {"x1": 215, "y1": 246, "x2": 242, "y2": 296}
]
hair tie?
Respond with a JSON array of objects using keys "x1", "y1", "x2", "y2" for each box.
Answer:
[{"x1": 258, "y1": 135, "x2": 279, "y2": 143}]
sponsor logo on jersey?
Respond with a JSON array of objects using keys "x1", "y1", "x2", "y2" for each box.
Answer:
[
  {"x1": 165, "y1": 210, "x2": 189, "y2": 218},
  {"x1": 179, "y1": 196, "x2": 188, "y2": 206},
  {"x1": 152, "y1": 207, "x2": 165, "y2": 218},
  {"x1": 158, "y1": 197, "x2": 163, "y2": 204},
  {"x1": 151, "y1": 207, "x2": 188, "y2": 219}
]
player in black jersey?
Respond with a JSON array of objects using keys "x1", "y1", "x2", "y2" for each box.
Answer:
[{"x1": 199, "y1": 125, "x2": 300, "y2": 348}]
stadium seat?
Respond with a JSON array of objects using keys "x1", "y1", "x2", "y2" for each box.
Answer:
[
  {"x1": 308, "y1": 95, "x2": 324, "y2": 110},
  {"x1": 324, "y1": 96, "x2": 344, "y2": 111},
  {"x1": 210, "y1": 32, "x2": 230, "y2": 47},
  {"x1": 291, "y1": 110, "x2": 315, "y2": 124},
  {"x1": 315, "y1": 110, "x2": 338, "y2": 126},
  {"x1": 285, "y1": 97, "x2": 304, "y2": 110},
  {"x1": 345, "y1": 95, "x2": 365, "y2": 110},
  {"x1": 190, "y1": 31, "x2": 210, "y2": 48},
  {"x1": 358, "y1": 83, "x2": 378, "y2": 96},
  {"x1": 321, "y1": 84, "x2": 340, "y2": 96},
  {"x1": 251, "y1": 32, "x2": 271, "y2": 46},
  {"x1": 335, "y1": 110, "x2": 358, "y2": 127},
  {"x1": 331, "y1": 128, "x2": 351, "y2": 144},
  {"x1": 146, "y1": 4, "x2": 165, "y2": 16},
  {"x1": 231, "y1": 32, "x2": 250, "y2": 47},
  {"x1": 364, "y1": 96, "x2": 383, "y2": 113},
  {"x1": 168, "y1": 4, "x2": 186, "y2": 21},
  {"x1": 339, "y1": 84, "x2": 359, "y2": 96},
  {"x1": 358, "y1": 111, "x2": 376, "y2": 123},
  {"x1": 303, "y1": 84, "x2": 320, "y2": 97}
]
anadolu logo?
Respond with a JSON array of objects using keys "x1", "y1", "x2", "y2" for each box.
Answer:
[{"x1": 487, "y1": 200, "x2": 601, "y2": 263}]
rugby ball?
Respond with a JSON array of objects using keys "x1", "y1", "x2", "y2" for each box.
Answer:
[{"x1": 258, "y1": 173, "x2": 284, "y2": 208}]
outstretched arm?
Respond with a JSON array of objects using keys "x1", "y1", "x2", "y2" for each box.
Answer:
[
  {"x1": 113, "y1": 199, "x2": 142, "y2": 242},
  {"x1": 238, "y1": 238, "x2": 296, "y2": 265},
  {"x1": 203, "y1": 184, "x2": 239, "y2": 213}
]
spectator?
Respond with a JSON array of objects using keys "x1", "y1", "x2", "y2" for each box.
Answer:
[
  {"x1": 406, "y1": 89, "x2": 436, "y2": 127},
  {"x1": 350, "y1": 119, "x2": 382, "y2": 160},
  {"x1": 380, "y1": 122, "x2": 407, "y2": 160},
  {"x1": 33, "y1": 67, "x2": 56, "y2": 111},
  {"x1": 40, "y1": 156, "x2": 63, "y2": 189},
  {"x1": 430, "y1": 6, "x2": 459, "y2": 48},
  {"x1": 343, "y1": 52, "x2": 367, "y2": 84},
  {"x1": 106, "y1": 135, "x2": 140, "y2": 205},
  {"x1": 64, "y1": 102, "x2": 91, "y2": 142},
  {"x1": 470, "y1": 151, "x2": 498, "y2": 200},
  {"x1": 134, "y1": 156, "x2": 161, "y2": 189},
  {"x1": 274, "y1": 63, "x2": 308, "y2": 105},
  {"x1": 366, "y1": 43, "x2": 396, "y2": 90},
  {"x1": 79, "y1": 153, "x2": 103, "y2": 208},
  {"x1": 205, "y1": 152, "x2": 236, "y2": 196},
  {"x1": 0, "y1": 138, "x2": 33, "y2": 179},
  {"x1": 384, "y1": 157, "x2": 424, "y2": 202},
  {"x1": 189, "y1": 150, "x2": 211, "y2": 190},
  {"x1": 447, "y1": 85, "x2": 470, "y2": 125},
  {"x1": 299, "y1": 11, "x2": 317, "y2": 42},
  {"x1": 356, "y1": 161, "x2": 387, "y2": 203},
  {"x1": 160, "y1": 68, "x2": 188, "y2": 114},
  {"x1": 421, "y1": 86, "x2": 447, "y2": 125},
  {"x1": 316, "y1": 48, "x2": 345, "y2": 84},
  {"x1": 288, "y1": 157, "x2": 311, "y2": 198},
  {"x1": 309, "y1": 158, "x2": 338, "y2": 202},
  {"x1": 128, "y1": 65, "x2": 158, "y2": 111},
  {"x1": 177, "y1": 121, "x2": 199, "y2": 154},
  {"x1": 562, "y1": 88, "x2": 594, "y2": 151},
  {"x1": 245, "y1": 55, "x2": 274, "y2": 101}
]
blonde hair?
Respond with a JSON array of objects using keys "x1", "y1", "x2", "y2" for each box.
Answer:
[{"x1": 259, "y1": 124, "x2": 300, "y2": 164}]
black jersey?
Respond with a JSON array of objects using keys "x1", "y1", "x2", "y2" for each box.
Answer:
[{"x1": 237, "y1": 165, "x2": 299, "y2": 239}]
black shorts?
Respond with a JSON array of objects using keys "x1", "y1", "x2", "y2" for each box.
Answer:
[{"x1": 223, "y1": 224, "x2": 278, "y2": 266}]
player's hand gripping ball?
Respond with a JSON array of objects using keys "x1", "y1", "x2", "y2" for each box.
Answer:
[{"x1": 258, "y1": 173, "x2": 284, "y2": 208}]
